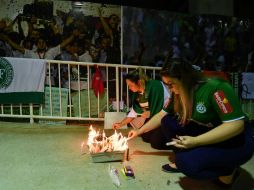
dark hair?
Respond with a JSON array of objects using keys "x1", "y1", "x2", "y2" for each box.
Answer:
[
  {"x1": 160, "y1": 58, "x2": 205, "y2": 88},
  {"x1": 36, "y1": 37, "x2": 47, "y2": 44},
  {"x1": 109, "y1": 14, "x2": 119, "y2": 21},
  {"x1": 125, "y1": 67, "x2": 149, "y2": 86}
]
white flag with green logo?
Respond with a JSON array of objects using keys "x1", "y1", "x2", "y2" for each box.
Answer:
[{"x1": 0, "y1": 57, "x2": 46, "y2": 104}]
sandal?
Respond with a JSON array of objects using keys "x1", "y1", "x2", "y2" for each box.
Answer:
[
  {"x1": 213, "y1": 169, "x2": 240, "y2": 188},
  {"x1": 161, "y1": 164, "x2": 180, "y2": 173}
]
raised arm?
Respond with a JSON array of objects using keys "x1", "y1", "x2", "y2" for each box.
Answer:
[
  {"x1": 16, "y1": 14, "x2": 25, "y2": 39},
  {"x1": 0, "y1": 34, "x2": 25, "y2": 54},
  {"x1": 60, "y1": 29, "x2": 80, "y2": 49},
  {"x1": 27, "y1": 15, "x2": 38, "y2": 37},
  {"x1": 98, "y1": 7, "x2": 113, "y2": 40}
]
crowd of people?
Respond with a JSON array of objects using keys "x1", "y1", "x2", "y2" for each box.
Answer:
[
  {"x1": 0, "y1": 6, "x2": 120, "y2": 63},
  {"x1": 0, "y1": 6, "x2": 120, "y2": 87},
  {"x1": 1, "y1": 6, "x2": 254, "y2": 74},
  {"x1": 123, "y1": 8, "x2": 254, "y2": 72}
]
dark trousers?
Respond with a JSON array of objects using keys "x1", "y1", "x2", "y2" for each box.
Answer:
[
  {"x1": 140, "y1": 126, "x2": 170, "y2": 150},
  {"x1": 140, "y1": 115, "x2": 212, "y2": 150},
  {"x1": 160, "y1": 114, "x2": 254, "y2": 180}
]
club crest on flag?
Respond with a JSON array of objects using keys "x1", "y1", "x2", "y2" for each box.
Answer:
[{"x1": 0, "y1": 57, "x2": 14, "y2": 89}]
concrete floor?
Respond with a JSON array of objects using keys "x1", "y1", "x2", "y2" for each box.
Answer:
[{"x1": 0, "y1": 121, "x2": 254, "y2": 190}]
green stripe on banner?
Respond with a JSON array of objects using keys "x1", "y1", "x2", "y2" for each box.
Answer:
[{"x1": 0, "y1": 92, "x2": 44, "y2": 104}]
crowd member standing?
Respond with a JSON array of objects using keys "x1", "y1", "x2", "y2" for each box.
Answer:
[
  {"x1": 128, "y1": 59, "x2": 254, "y2": 188},
  {"x1": 97, "y1": 6, "x2": 120, "y2": 64}
]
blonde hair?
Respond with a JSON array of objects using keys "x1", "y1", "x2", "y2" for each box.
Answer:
[
  {"x1": 173, "y1": 81, "x2": 193, "y2": 125},
  {"x1": 160, "y1": 58, "x2": 205, "y2": 124}
]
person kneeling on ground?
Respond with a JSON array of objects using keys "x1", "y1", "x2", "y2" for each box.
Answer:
[
  {"x1": 113, "y1": 68, "x2": 171, "y2": 150},
  {"x1": 128, "y1": 58, "x2": 254, "y2": 188}
]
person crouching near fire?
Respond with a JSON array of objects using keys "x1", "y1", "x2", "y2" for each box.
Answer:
[
  {"x1": 113, "y1": 67, "x2": 171, "y2": 150},
  {"x1": 128, "y1": 58, "x2": 254, "y2": 188}
]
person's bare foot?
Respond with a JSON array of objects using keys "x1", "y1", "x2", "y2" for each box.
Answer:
[
  {"x1": 161, "y1": 162, "x2": 180, "y2": 173},
  {"x1": 168, "y1": 162, "x2": 177, "y2": 169},
  {"x1": 219, "y1": 169, "x2": 238, "y2": 185},
  {"x1": 213, "y1": 168, "x2": 240, "y2": 188}
]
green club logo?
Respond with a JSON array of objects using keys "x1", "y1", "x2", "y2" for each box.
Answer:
[
  {"x1": 0, "y1": 58, "x2": 14, "y2": 89},
  {"x1": 196, "y1": 102, "x2": 206, "y2": 113}
]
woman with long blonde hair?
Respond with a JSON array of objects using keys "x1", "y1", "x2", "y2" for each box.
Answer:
[{"x1": 128, "y1": 58, "x2": 254, "y2": 188}]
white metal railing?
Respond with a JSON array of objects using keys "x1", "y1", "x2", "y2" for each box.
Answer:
[
  {"x1": 0, "y1": 59, "x2": 253, "y2": 123},
  {"x1": 0, "y1": 59, "x2": 161, "y2": 123}
]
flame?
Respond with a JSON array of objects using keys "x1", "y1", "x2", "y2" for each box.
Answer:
[{"x1": 86, "y1": 125, "x2": 128, "y2": 154}]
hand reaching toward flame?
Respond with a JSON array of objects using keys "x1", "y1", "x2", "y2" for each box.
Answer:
[
  {"x1": 128, "y1": 129, "x2": 139, "y2": 140},
  {"x1": 112, "y1": 122, "x2": 121, "y2": 130}
]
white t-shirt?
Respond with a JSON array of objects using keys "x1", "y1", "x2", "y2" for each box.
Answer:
[
  {"x1": 78, "y1": 51, "x2": 93, "y2": 62},
  {"x1": 24, "y1": 45, "x2": 61, "y2": 60}
]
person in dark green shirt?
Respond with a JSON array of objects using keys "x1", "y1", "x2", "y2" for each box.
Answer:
[
  {"x1": 128, "y1": 59, "x2": 254, "y2": 188},
  {"x1": 113, "y1": 68, "x2": 171, "y2": 149}
]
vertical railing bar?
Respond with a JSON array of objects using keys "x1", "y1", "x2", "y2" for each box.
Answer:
[
  {"x1": 29, "y1": 103, "x2": 34, "y2": 124},
  {"x1": 58, "y1": 63, "x2": 63, "y2": 117},
  {"x1": 19, "y1": 104, "x2": 22, "y2": 115},
  {"x1": 87, "y1": 65, "x2": 91, "y2": 118},
  {"x1": 116, "y1": 66, "x2": 119, "y2": 112},
  {"x1": 78, "y1": 64, "x2": 81, "y2": 117},
  {"x1": 106, "y1": 66, "x2": 109, "y2": 112},
  {"x1": 48, "y1": 62, "x2": 53, "y2": 116},
  {"x1": 68, "y1": 64, "x2": 72, "y2": 117}
]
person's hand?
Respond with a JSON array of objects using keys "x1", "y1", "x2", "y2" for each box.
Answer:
[
  {"x1": 171, "y1": 136, "x2": 198, "y2": 149},
  {"x1": 66, "y1": 15, "x2": 74, "y2": 26},
  {"x1": 128, "y1": 129, "x2": 139, "y2": 140},
  {"x1": 141, "y1": 111, "x2": 150, "y2": 119},
  {"x1": 112, "y1": 122, "x2": 121, "y2": 130}
]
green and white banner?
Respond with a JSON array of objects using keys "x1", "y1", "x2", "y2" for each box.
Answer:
[{"x1": 0, "y1": 57, "x2": 46, "y2": 104}]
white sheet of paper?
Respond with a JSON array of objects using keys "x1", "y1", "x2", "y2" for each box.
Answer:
[{"x1": 104, "y1": 112, "x2": 127, "y2": 129}]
